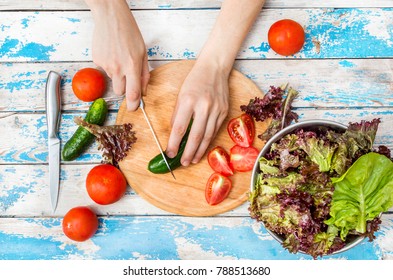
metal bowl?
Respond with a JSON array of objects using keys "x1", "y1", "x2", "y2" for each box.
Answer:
[{"x1": 250, "y1": 119, "x2": 366, "y2": 256}]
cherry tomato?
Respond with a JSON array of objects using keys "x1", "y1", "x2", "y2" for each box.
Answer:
[
  {"x1": 62, "y1": 206, "x2": 98, "y2": 242},
  {"x1": 229, "y1": 145, "x2": 259, "y2": 172},
  {"x1": 86, "y1": 164, "x2": 127, "y2": 205},
  {"x1": 72, "y1": 67, "x2": 107, "y2": 102},
  {"x1": 205, "y1": 173, "x2": 232, "y2": 206},
  {"x1": 227, "y1": 114, "x2": 255, "y2": 147},
  {"x1": 268, "y1": 19, "x2": 305, "y2": 56},
  {"x1": 207, "y1": 146, "x2": 234, "y2": 177}
]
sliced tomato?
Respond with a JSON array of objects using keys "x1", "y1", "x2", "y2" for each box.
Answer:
[
  {"x1": 229, "y1": 145, "x2": 259, "y2": 172},
  {"x1": 207, "y1": 146, "x2": 234, "y2": 177},
  {"x1": 227, "y1": 114, "x2": 255, "y2": 147},
  {"x1": 205, "y1": 173, "x2": 232, "y2": 206}
]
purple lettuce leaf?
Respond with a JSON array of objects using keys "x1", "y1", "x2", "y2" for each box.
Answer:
[
  {"x1": 240, "y1": 86, "x2": 299, "y2": 141},
  {"x1": 75, "y1": 117, "x2": 137, "y2": 168}
]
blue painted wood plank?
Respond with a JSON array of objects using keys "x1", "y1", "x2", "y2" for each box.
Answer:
[
  {"x1": 0, "y1": 9, "x2": 392, "y2": 62},
  {"x1": 0, "y1": 216, "x2": 391, "y2": 260},
  {"x1": 0, "y1": 163, "x2": 176, "y2": 217},
  {"x1": 1, "y1": 0, "x2": 393, "y2": 11},
  {"x1": 1, "y1": 109, "x2": 392, "y2": 164},
  {"x1": 1, "y1": 59, "x2": 392, "y2": 112}
]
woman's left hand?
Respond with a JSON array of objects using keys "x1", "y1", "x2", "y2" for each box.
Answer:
[{"x1": 165, "y1": 60, "x2": 230, "y2": 166}]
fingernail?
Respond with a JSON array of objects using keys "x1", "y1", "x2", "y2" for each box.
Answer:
[
  {"x1": 182, "y1": 160, "x2": 190, "y2": 167},
  {"x1": 166, "y1": 151, "x2": 175, "y2": 158},
  {"x1": 127, "y1": 101, "x2": 138, "y2": 112}
]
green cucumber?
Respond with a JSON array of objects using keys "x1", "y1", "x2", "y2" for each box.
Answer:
[
  {"x1": 148, "y1": 120, "x2": 193, "y2": 174},
  {"x1": 62, "y1": 98, "x2": 108, "y2": 161}
]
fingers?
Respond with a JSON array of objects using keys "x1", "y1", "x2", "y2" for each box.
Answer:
[
  {"x1": 125, "y1": 69, "x2": 142, "y2": 111},
  {"x1": 141, "y1": 54, "x2": 150, "y2": 96},
  {"x1": 167, "y1": 101, "x2": 225, "y2": 167},
  {"x1": 123, "y1": 56, "x2": 150, "y2": 111},
  {"x1": 166, "y1": 104, "x2": 193, "y2": 161},
  {"x1": 110, "y1": 56, "x2": 150, "y2": 112},
  {"x1": 111, "y1": 75, "x2": 126, "y2": 97},
  {"x1": 191, "y1": 113, "x2": 222, "y2": 164},
  {"x1": 111, "y1": 71, "x2": 141, "y2": 111},
  {"x1": 185, "y1": 112, "x2": 213, "y2": 165}
]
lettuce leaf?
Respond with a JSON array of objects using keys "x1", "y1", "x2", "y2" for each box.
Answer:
[
  {"x1": 325, "y1": 152, "x2": 393, "y2": 240},
  {"x1": 240, "y1": 85, "x2": 299, "y2": 141}
]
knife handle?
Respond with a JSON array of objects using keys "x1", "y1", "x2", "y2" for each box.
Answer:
[{"x1": 45, "y1": 71, "x2": 62, "y2": 139}]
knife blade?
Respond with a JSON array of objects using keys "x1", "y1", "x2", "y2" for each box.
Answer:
[
  {"x1": 139, "y1": 98, "x2": 176, "y2": 179},
  {"x1": 45, "y1": 71, "x2": 62, "y2": 212}
]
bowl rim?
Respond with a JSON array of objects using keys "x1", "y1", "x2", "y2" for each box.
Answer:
[{"x1": 249, "y1": 119, "x2": 369, "y2": 256}]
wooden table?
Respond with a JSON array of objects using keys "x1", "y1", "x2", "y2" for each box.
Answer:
[{"x1": 1, "y1": 0, "x2": 392, "y2": 260}]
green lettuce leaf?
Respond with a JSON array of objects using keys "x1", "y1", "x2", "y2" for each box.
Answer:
[
  {"x1": 325, "y1": 152, "x2": 393, "y2": 240},
  {"x1": 298, "y1": 137, "x2": 337, "y2": 172}
]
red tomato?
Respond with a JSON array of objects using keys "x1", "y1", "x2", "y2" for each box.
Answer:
[
  {"x1": 268, "y1": 19, "x2": 305, "y2": 56},
  {"x1": 62, "y1": 206, "x2": 98, "y2": 242},
  {"x1": 86, "y1": 164, "x2": 127, "y2": 205},
  {"x1": 227, "y1": 114, "x2": 255, "y2": 147},
  {"x1": 229, "y1": 145, "x2": 260, "y2": 172},
  {"x1": 207, "y1": 146, "x2": 234, "y2": 177},
  {"x1": 205, "y1": 173, "x2": 232, "y2": 206},
  {"x1": 72, "y1": 67, "x2": 106, "y2": 102}
]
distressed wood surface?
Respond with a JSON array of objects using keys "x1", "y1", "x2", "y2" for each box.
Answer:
[
  {"x1": 0, "y1": 1, "x2": 392, "y2": 260},
  {"x1": 1, "y1": 9, "x2": 392, "y2": 62},
  {"x1": 1, "y1": 215, "x2": 393, "y2": 260},
  {"x1": 1, "y1": 0, "x2": 392, "y2": 10},
  {"x1": 1, "y1": 109, "x2": 393, "y2": 165},
  {"x1": 1, "y1": 59, "x2": 392, "y2": 112}
]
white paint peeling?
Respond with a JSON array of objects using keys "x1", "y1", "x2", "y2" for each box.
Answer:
[
  {"x1": 375, "y1": 217, "x2": 393, "y2": 254},
  {"x1": 174, "y1": 237, "x2": 238, "y2": 260},
  {"x1": 0, "y1": 218, "x2": 100, "y2": 259},
  {"x1": 364, "y1": 14, "x2": 393, "y2": 45},
  {"x1": 1, "y1": 1, "x2": 393, "y2": 261},
  {"x1": 132, "y1": 252, "x2": 152, "y2": 260},
  {"x1": 250, "y1": 222, "x2": 274, "y2": 241},
  {"x1": 183, "y1": 217, "x2": 249, "y2": 231}
]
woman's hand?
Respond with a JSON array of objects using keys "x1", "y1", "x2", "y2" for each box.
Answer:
[
  {"x1": 86, "y1": 0, "x2": 150, "y2": 111},
  {"x1": 165, "y1": 0, "x2": 265, "y2": 166},
  {"x1": 165, "y1": 60, "x2": 230, "y2": 166}
]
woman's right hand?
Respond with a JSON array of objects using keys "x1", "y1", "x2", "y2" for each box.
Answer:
[{"x1": 85, "y1": 0, "x2": 150, "y2": 111}]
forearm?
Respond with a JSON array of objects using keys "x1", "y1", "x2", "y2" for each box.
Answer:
[
  {"x1": 197, "y1": 0, "x2": 265, "y2": 74},
  {"x1": 84, "y1": 0, "x2": 131, "y2": 22}
]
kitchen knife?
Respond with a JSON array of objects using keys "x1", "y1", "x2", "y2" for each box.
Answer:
[
  {"x1": 45, "y1": 71, "x2": 62, "y2": 212},
  {"x1": 139, "y1": 98, "x2": 176, "y2": 179}
]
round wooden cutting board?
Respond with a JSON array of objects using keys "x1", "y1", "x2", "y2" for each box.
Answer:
[{"x1": 116, "y1": 60, "x2": 267, "y2": 216}]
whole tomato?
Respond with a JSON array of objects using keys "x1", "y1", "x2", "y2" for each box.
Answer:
[
  {"x1": 72, "y1": 67, "x2": 107, "y2": 102},
  {"x1": 86, "y1": 164, "x2": 127, "y2": 205},
  {"x1": 268, "y1": 19, "x2": 305, "y2": 56},
  {"x1": 62, "y1": 206, "x2": 98, "y2": 242}
]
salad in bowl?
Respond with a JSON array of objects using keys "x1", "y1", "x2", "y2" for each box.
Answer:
[{"x1": 249, "y1": 119, "x2": 393, "y2": 258}]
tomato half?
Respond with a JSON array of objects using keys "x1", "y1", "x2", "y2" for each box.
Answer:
[
  {"x1": 229, "y1": 145, "x2": 259, "y2": 172},
  {"x1": 62, "y1": 206, "x2": 98, "y2": 242},
  {"x1": 205, "y1": 173, "x2": 232, "y2": 206},
  {"x1": 207, "y1": 146, "x2": 234, "y2": 177},
  {"x1": 86, "y1": 164, "x2": 127, "y2": 205},
  {"x1": 72, "y1": 67, "x2": 107, "y2": 102},
  {"x1": 268, "y1": 19, "x2": 305, "y2": 56},
  {"x1": 227, "y1": 114, "x2": 255, "y2": 147}
]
